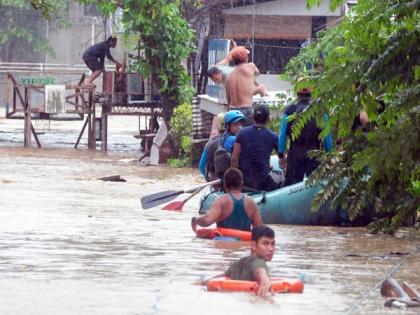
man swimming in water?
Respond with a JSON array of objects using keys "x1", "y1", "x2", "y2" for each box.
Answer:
[{"x1": 201, "y1": 225, "x2": 276, "y2": 297}]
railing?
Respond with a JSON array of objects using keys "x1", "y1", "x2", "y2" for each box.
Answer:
[{"x1": 0, "y1": 62, "x2": 115, "y2": 74}]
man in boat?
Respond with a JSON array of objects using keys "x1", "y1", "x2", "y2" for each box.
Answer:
[
  {"x1": 198, "y1": 112, "x2": 225, "y2": 182},
  {"x1": 191, "y1": 168, "x2": 262, "y2": 232},
  {"x1": 278, "y1": 84, "x2": 333, "y2": 185},
  {"x1": 82, "y1": 36, "x2": 122, "y2": 87},
  {"x1": 202, "y1": 225, "x2": 275, "y2": 297},
  {"x1": 231, "y1": 105, "x2": 280, "y2": 192},
  {"x1": 213, "y1": 110, "x2": 246, "y2": 178}
]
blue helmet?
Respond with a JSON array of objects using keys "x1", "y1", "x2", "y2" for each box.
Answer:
[{"x1": 224, "y1": 110, "x2": 245, "y2": 125}]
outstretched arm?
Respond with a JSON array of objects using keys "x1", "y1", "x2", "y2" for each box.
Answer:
[
  {"x1": 198, "y1": 147, "x2": 209, "y2": 180},
  {"x1": 105, "y1": 47, "x2": 118, "y2": 64},
  {"x1": 217, "y1": 54, "x2": 232, "y2": 66},
  {"x1": 216, "y1": 39, "x2": 238, "y2": 65},
  {"x1": 323, "y1": 113, "x2": 333, "y2": 152},
  {"x1": 245, "y1": 197, "x2": 262, "y2": 228},
  {"x1": 195, "y1": 272, "x2": 226, "y2": 286},
  {"x1": 253, "y1": 83, "x2": 269, "y2": 96},
  {"x1": 254, "y1": 268, "x2": 273, "y2": 297},
  {"x1": 191, "y1": 198, "x2": 223, "y2": 232},
  {"x1": 250, "y1": 63, "x2": 260, "y2": 77},
  {"x1": 231, "y1": 142, "x2": 241, "y2": 168},
  {"x1": 278, "y1": 113, "x2": 288, "y2": 155}
]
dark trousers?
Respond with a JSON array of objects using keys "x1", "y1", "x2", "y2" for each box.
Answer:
[
  {"x1": 286, "y1": 146, "x2": 319, "y2": 185},
  {"x1": 243, "y1": 173, "x2": 278, "y2": 192}
]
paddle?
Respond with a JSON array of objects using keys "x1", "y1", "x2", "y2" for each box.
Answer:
[
  {"x1": 161, "y1": 180, "x2": 220, "y2": 211},
  {"x1": 141, "y1": 179, "x2": 221, "y2": 210}
]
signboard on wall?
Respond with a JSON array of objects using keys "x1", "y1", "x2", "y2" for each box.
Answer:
[{"x1": 206, "y1": 39, "x2": 230, "y2": 98}]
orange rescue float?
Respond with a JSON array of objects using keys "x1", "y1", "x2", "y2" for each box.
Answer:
[
  {"x1": 207, "y1": 277, "x2": 304, "y2": 293},
  {"x1": 196, "y1": 228, "x2": 251, "y2": 241}
]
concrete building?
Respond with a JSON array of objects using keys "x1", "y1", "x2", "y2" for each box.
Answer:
[
  {"x1": 195, "y1": 0, "x2": 345, "y2": 142},
  {"x1": 0, "y1": 1, "x2": 123, "y2": 112}
]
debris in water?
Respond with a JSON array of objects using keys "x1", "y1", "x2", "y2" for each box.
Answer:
[
  {"x1": 98, "y1": 175, "x2": 126, "y2": 182},
  {"x1": 381, "y1": 278, "x2": 420, "y2": 308}
]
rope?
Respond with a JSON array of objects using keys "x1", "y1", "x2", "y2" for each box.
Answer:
[{"x1": 344, "y1": 245, "x2": 419, "y2": 315}]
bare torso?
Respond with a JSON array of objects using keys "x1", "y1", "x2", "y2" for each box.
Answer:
[{"x1": 226, "y1": 63, "x2": 259, "y2": 108}]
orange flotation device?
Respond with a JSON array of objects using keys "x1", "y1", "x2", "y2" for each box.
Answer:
[
  {"x1": 207, "y1": 277, "x2": 304, "y2": 293},
  {"x1": 196, "y1": 227, "x2": 251, "y2": 241}
]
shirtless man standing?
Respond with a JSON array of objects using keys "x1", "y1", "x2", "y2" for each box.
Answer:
[{"x1": 225, "y1": 46, "x2": 264, "y2": 126}]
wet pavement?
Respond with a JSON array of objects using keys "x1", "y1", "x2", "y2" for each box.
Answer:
[{"x1": 0, "y1": 117, "x2": 419, "y2": 315}]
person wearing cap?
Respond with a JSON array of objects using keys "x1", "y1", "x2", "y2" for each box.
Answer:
[
  {"x1": 82, "y1": 36, "x2": 122, "y2": 87},
  {"x1": 221, "y1": 110, "x2": 246, "y2": 152},
  {"x1": 231, "y1": 105, "x2": 280, "y2": 191},
  {"x1": 199, "y1": 113, "x2": 226, "y2": 181},
  {"x1": 278, "y1": 85, "x2": 333, "y2": 185},
  {"x1": 225, "y1": 46, "x2": 265, "y2": 126}
]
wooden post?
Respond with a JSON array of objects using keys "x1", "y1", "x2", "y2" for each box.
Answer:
[
  {"x1": 91, "y1": 100, "x2": 96, "y2": 150},
  {"x1": 75, "y1": 118, "x2": 88, "y2": 149},
  {"x1": 31, "y1": 123, "x2": 42, "y2": 148},
  {"x1": 87, "y1": 89, "x2": 93, "y2": 149},
  {"x1": 101, "y1": 104, "x2": 109, "y2": 152},
  {"x1": 24, "y1": 87, "x2": 31, "y2": 147}
]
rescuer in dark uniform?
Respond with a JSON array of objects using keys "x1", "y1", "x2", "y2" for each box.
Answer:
[{"x1": 278, "y1": 86, "x2": 332, "y2": 185}]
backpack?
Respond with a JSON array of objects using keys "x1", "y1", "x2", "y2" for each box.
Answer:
[
  {"x1": 288, "y1": 101, "x2": 320, "y2": 148},
  {"x1": 214, "y1": 136, "x2": 231, "y2": 178},
  {"x1": 206, "y1": 135, "x2": 221, "y2": 176}
]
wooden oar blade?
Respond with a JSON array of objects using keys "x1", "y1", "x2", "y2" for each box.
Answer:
[
  {"x1": 141, "y1": 190, "x2": 181, "y2": 209},
  {"x1": 161, "y1": 200, "x2": 185, "y2": 211}
]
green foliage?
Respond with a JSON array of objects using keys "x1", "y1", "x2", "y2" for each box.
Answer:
[
  {"x1": 84, "y1": 0, "x2": 195, "y2": 124},
  {"x1": 167, "y1": 157, "x2": 191, "y2": 168},
  {"x1": 28, "y1": 0, "x2": 55, "y2": 18},
  {"x1": 306, "y1": 0, "x2": 344, "y2": 11},
  {"x1": 0, "y1": 0, "x2": 68, "y2": 62},
  {"x1": 169, "y1": 102, "x2": 193, "y2": 165},
  {"x1": 286, "y1": 0, "x2": 420, "y2": 234}
]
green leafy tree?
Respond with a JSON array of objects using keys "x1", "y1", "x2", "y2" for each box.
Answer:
[
  {"x1": 81, "y1": 0, "x2": 195, "y2": 125},
  {"x1": 168, "y1": 102, "x2": 193, "y2": 167},
  {"x1": 0, "y1": 0, "x2": 68, "y2": 62},
  {"x1": 283, "y1": 0, "x2": 420, "y2": 233}
]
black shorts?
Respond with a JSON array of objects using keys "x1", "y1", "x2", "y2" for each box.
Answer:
[
  {"x1": 233, "y1": 107, "x2": 254, "y2": 126},
  {"x1": 83, "y1": 55, "x2": 103, "y2": 72}
]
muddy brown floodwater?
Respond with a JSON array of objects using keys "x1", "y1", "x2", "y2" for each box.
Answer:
[{"x1": 0, "y1": 117, "x2": 419, "y2": 315}]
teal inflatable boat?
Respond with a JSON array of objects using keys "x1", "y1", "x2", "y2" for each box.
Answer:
[
  {"x1": 198, "y1": 156, "x2": 346, "y2": 226},
  {"x1": 198, "y1": 180, "x2": 345, "y2": 225}
]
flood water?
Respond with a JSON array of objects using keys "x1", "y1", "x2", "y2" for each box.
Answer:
[{"x1": 0, "y1": 116, "x2": 419, "y2": 315}]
